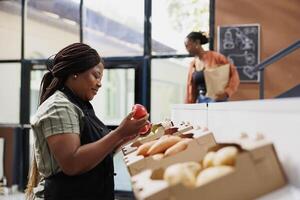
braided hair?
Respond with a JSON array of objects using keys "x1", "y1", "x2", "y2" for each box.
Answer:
[{"x1": 40, "y1": 43, "x2": 102, "y2": 104}]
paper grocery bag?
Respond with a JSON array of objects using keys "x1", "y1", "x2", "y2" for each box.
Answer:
[{"x1": 204, "y1": 64, "x2": 230, "y2": 99}]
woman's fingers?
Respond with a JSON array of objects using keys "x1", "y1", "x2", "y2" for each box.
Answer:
[
  {"x1": 136, "y1": 114, "x2": 149, "y2": 126},
  {"x1": 118, "y1": 112, "x2": 150, "y2": 138},
  {"x1": 126, "y1": 111, "x2": 135, "y2": 120}
]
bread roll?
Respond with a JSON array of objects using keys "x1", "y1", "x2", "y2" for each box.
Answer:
[
  {"x1": 213, "y1": 146, "x2": 238, "y2": 166},
  {"x1": 164, "y1": 139, "x2": 192, "y2": 157},
  {"x1": 196, "y1": 166, "x2": 234, "y2": 186},
  {"x1": 147, "y1": 136, "x2": 181, "y2": 155},
  {"x1": 136, "y1": 140, "x2": 157, "y2": 156},
  {"x1": 202, "y1": 151, "x2": 216, "y2": 168}
]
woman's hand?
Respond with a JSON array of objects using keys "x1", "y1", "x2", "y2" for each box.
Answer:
[
  {"x1": 115, "y1": 111, "x2": 149, "y2": 139},
  {"x1": 215, "y1": 91, "x2": 228, "y2": 101}
]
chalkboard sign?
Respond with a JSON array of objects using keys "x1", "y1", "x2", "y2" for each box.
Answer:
[{"x1": 217, "y1": 24, "x2": 260, "y2": 82}]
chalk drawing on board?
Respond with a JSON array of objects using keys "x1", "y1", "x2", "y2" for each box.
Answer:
[
  {"x1": 228, "y1": 51, "x2": 255, "y2": 66},
  {"x1": 243, "y1": 66, "x2": 257, "y2": 79},
  {"x1": 223, "y1": 28, "x2": 255, "y2": 51},
  {"x1": 218, "y1": 24, "x2": 260, "y2": 82}
]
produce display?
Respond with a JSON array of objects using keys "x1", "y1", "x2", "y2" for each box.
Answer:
[
  {"x1": 123, "y1": 127, "x2": 215, "y2": 176},
  {"x1": 163, "y1": 146, "x2": 238, "y2": 188},
  {"x1": 122, "y1": 118, "x2": 286, "y2": 200},
  {"x1": 130, "y1": 134, "x2": 286, "y2": 200}
]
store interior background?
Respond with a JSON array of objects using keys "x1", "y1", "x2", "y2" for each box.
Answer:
[{"x1": 0, "y1": 0, "x2": 299, "y2": 197}]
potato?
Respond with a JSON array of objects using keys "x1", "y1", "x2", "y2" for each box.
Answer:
[
  {"x1": 136, "y1": 140, "x2": 157, "y2": 156},
  {"x1": 164, "y1": 164, "x2": 184, "y2": 186},
  {"x1": 182, "y1": 161, "x2": 202, "y2": 176},
  {"x1": 213, "y1": 146, "x2": 238, "y2": 166},
  {"x1": 164, "y1": 162, "x2": 200, "y2": 188},
  {"x1": 180, "y1": 169, "x2": 197, "y2": 188},
  {"x1": 164, "y1": 139, "x2": 192, "y2": 157},
  {"x1": 147, "y1": 136, "x2": 181, "y2": 155},
  {"x1": 202, "y1": 151, "x2": 216, "y2": 168},
  {"x1": 196, "y1": 166, "x2": 234, "y2": 186}
]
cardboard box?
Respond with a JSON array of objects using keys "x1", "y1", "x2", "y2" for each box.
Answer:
[
  {"x1": 124, "y1": 131, "x2": 216, "y2": 176},
  {"x1": 131, "y1": 137, "x2": 287, "y2": 200}
]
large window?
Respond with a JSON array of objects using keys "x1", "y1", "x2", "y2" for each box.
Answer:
[
  {"x1": 0, "y1": 0, "x2": 21, "y2": 60},
  {"x1": 25, "y1": 0, "x2": 80, "y2": 59},
  {"x1": 152, "y1": 0, "x2": 210, "y2": 55},
  {"x1": 151, "y1": 58, "x2": 192, "y2": 123},
  {"x1": 151, "y1": 0, "x2": 210, "y2": 122},
  {"x1": 83, "y1": 0, "x2": 144, "y2": 57},
  {"x1": 0, "y1": 63, "x2": 21, "y2": 123},
  {"x1": 92, "y1": 68, "x2": 135, "y2": 125},
  {"x1": 30, "y1": 69, "x2": 46, "y2": 118}
]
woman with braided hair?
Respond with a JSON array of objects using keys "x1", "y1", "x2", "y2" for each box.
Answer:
[
  {"x1": 184, "y1": 31, "x2": 240, "y2": 103},
  {"x1": 26, "y1": 43, "x2": 148, "y2": 199}
]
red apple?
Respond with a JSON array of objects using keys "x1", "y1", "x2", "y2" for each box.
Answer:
[
  {"x1": 140, "y1": 121, "x2": 152, "y2": 135},
  {"x1": 132, "y1": 104, "x2": 148, "y2": 119}
]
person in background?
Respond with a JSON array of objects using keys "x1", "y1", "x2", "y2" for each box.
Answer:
[
  {"x1": 184, "y1": 31, "x2": 240, "y2": 103},
  {"x1": 26, "y1": 43, "x2": 148, "y2": 200}
]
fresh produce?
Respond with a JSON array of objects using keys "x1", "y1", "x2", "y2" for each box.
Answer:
[
  {"x1": 164, "y1": 162, "x2": 201, "y2": 188},
  {"x1": 147, "y1": 135, "x2": 181, "y2": 155},
  {"x1": 196, "y1": 166, "x2": 234, "y2": 186},
  {"x1": 139, "y1": 120, "x2": 152, "y2": 135},
  {"x1": 162, "y1": 146, "x2": 238, "y2": 188},
  {"x1": 202, "y1": 151, "x2": 216, "y2": 168},
  {"x1": 213, "y1": 146, "x2": 238, "y2": 166},
  {"x1": 164, "y1": 138, "x2": 192, "y2": 157},
  {"x1": 132, "y1": 104, "x2": 148, "y2": 119},
  {"x1": 131, "y1": 104, "x2": 151, "y2": 135},
  {"x1": 136, "y1": 140, "x2": 157, "y2": 156}
]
